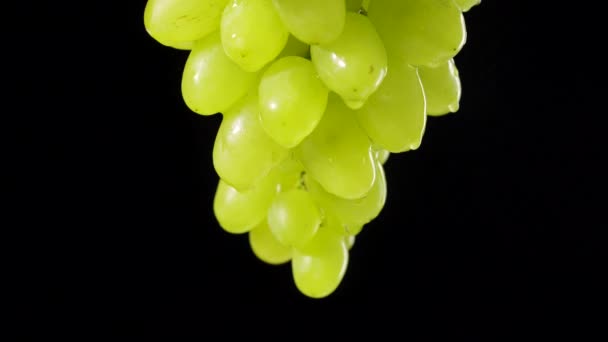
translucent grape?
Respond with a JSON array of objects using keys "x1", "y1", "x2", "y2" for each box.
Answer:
[
  {"x1": 258, "y1": 56, "x2": 329, "y2": 148},
  {"x1": 307, "y1": 161, "x2": 386, "y2": 230},
  {"x1": 355, "y1": 60, "x2": 426, "y2": 152},
  {"x1": 362, "y1": 0, "x2": 370, "y2": 11},
  {"x1": 213, "y1": 93, "x2": 288, "y2": 191},
  {"x1": 345, "y1": 0, "x2": 362, "y2": 12},
  {"x1": 319, "y1": 209, "x2": 347, "y2": 236},
  {"x1": 418, "y1": 59, "x2": 462, "y2": 116},
  {"x1": 264, "y1": 155, "x2": 305, "y2": 193},
  {"x1": 278, "y1": 35, "x2": 310, "y2": 59},
  {"x1": 367, "y1": 0, "x2": 466, "y2": 67},
  {"x1": 321, "y1": 207, "x2": 363, "y2": 236},
  {"x1": 221, "y1": 0, "x2": 289, "y2": 72},
  {"x1": 341, "y1": 160, "x2": 386, "y2": 228},
  {"x1": 144, "y1": 0, "x2": 229, "y2": 46},
  {"x1": 310, "y1": 12, "x2": 387, "y2": 109},
  {"x1": 296, "y1": 94, "x2": 376, "y2": 200},
  {"x1": 249, "y1": 220, "x2": 291, "y2": 265},
  {"x1": 164, "y1": 40, "x2": 194, "y2": 50},
  {"x1": 453, "y1": 0, "x2": 481, "y2": 12},
  {"x1": 292, "y1": 227, "x2": 348, "y2": 298},
  {"x1": 345, "y1": 234, "x2": 355, "y2": 250},
  {"x1": 375, "y1": 149, "x2": 390, "y2": 165},
  {"x1": 346, "y1": 224, "x2": 363, "y2": 236},
  {"x1": 181, "y1": 32, "x2": 257, "y2": 116},
  {"x1": 272, "y1": 0, "x2": 345, "y2": 45},
  {"x1": 213, "y1": 179, "x2": 274, "y2": 234},
  {"x1": 267, "y1": 189, "x2": 321, "y2": 249}
]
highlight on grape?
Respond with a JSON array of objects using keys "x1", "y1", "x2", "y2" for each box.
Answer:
[{"x1": 144, "y1": 0, "x2": 480, "y2": 299}]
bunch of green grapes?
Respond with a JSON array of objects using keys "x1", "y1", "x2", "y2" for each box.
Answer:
[{"x1": 144, "y1": 0, "x2": 480, "y2": 298}]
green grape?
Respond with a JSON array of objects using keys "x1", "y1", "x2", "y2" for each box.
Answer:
[
  {"x1": 453, "y1": 0, "x2": 481, "y2": 12},
  {"x1": 320, "y1": 206, "x2": 363, "y2": 237},
  {"x1": 418, "y1": 59, "x2": 461, "y2": 116},
  {"x1": 345, "y1": 234, "x2": 355, "y2": 250},
  {"x1": 310, "y1": 12, "x2": 387, "y2": 109},
  {"x1": 345, "y1": 0, "x2": 362, "y2": 12},
  {"x1": 307, "y1": 161, "x2": 386, "y2": 230},
  {"x1": 292, "y1": 227, "x2": 348, "y2": 298},
  {"x1": 278, "y1": 35, "x2": 310, "y2": 59},
  {"x1": 221, "y1": 0, "x2": 289, "y2": 72},
  {"x1": 321, "y1": 209, "x2": 363, "y2": 236},
  {"x1": 375, "y1": 149, "x2": 390, "y2": 165},
  {"x1": 362, "y1": 0, "x2": 370, "y2": 11},
  {"x1": 249, "y1": 220, "x2": 291, "y2": 265},
  {"x1": 213, "y1": 179, "x2": 274, "y2": 234},
  {"x1": 355, "y1": 59, "x2": 426, "y2": 153},
  {"x1": 264, "y1": 154, "x2": 305, "y2": 193},
  {"x1": 144, "y1": 0, "x2": 228, "y2": 46},
  {"x1": 346, "y1": 224, "x2": 363, "y2": 236},
  {"x1": 296, "y1": 94, "x2": 375, "y2": 200},
  {"x1": 272, "y1": 0, "x2": 345, "y2": 45},
  {"x1": 164, "y1": 40, "x2": 194, "y2": 50},
  {"x1": 182, "y1": 32, "x2": 257, "y2": 116},
  {"x1": 367, "y1": 0, "x2": 466, "y2": 67},
  {"x1": 319, "y1": 208, "x2": 347, "y2": 236},
  {"x1": 267, "y1": 189, "x2": 321, "y2": 249},
  {"x1": 258, "y1": 56, "x2": 329, "y2": 148},
  {"x1": 213, "y1": 93, "x2": 288, "y2": 191}
]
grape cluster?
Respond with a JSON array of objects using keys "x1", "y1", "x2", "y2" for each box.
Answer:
[{"x1": 144, "y1": 0, "x2": 480, "y2": 298}]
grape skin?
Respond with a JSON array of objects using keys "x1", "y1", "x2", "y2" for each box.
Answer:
[
  {"x1": 182, "y1": 32, "x2": 257, "y2": 116},
  {"x1": 258, "y1": 56, "x2": 329, "y2": 148},
  {"x1": 272, "y1": 0, "x2": 346, "y2": 45},
  {"x1": 221, "y1": 0, "x2": 289, "y2": 72},
  {"x1": 310, "y1": 12, "x2": 387, "y2": 109},
  {"x1": 144, "y1": 0, "x2": 229, "y2": 46},
  {"x1": 418, "y1": 59, "x2": 462, "y2": 116},
  {"x1": 367, "y1": 0, "x2": 466, "y2": 67}
]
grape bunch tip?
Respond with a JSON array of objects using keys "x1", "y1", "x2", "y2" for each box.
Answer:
[{"x1": 143, "y1": 0, "x2": 481, "y2": 299}]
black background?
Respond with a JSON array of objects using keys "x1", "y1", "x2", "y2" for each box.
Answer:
[{"x1": 10, "y1": 0, "x2": 606, "y2": 338}]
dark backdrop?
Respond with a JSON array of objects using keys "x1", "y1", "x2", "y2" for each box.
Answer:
[{"x1": 11, "y1": 0, "x2": 605, "y2": 338}]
